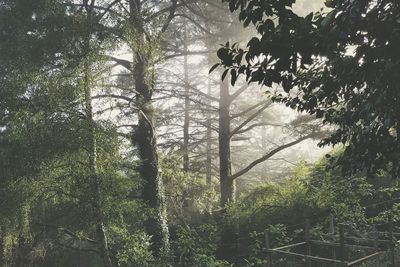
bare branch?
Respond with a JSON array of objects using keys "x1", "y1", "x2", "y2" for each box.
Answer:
[
  {"x1": 97, "y1": 0, "x2": 122, "y2": 21},
  {"x1": 102, "y1": 55, "x2": 132, "y2": 71},
  {"x1": 160, "y1": 0, "x2": 179, "y2": 33},
  {"x1": 145, "y1": 0, "x2": 186, "y2": 23},
  {"x1": 230, "y1": 134, "x2": 312, "y2": 180},
  {"x1": 229, "y1": 83, "x2": 249, "y2": 102},
  {"x1": 230, "y1": 101, "x2": 272, "y2": 137},
  {"x1": 231, "y1": 100, "x2": 271, "y2": 119},
  {"x1": 159, "y1": 50, "x2": 212, "y2": 63},
  {"x1": 92, "y1": 94, "x2": 133, "y2": 102},
  {"x1": 33, "y1": 221, "x2": 98, "y2": 245},
  {"x1": 236, "y1": 122, "x2": 283, "y2": 135},
  {"x1": 173, "y1": 13, "x2": 215, "y2": 35},
  {"x1": 64, "y1": 3, "x2": 127, "y2": 19}
]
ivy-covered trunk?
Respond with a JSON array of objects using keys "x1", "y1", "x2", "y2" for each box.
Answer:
[
  {"x1": 130, "y1": 0, "x2": 169, "y2": 257},
  {"x1": 83, "y1": 58, "x2": 113, "y2": 267},
  {"x1": 135, "y1": 55, "x2": 169, "y2": 256}
]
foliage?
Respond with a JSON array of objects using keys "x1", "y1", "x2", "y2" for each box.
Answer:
[
  {"x1": 0, "y1": 1, "x2": 153, "y2": 265},
  {"x1": 230, "y1": 156, "x2": 372, "y2": 227},
  {"x1": 0, "y1": 121, "x2": 154, "y2": 265},
  {"x1": 161, "y1": 155, "x2": 219, "y2": 224},
  {"x1": 172, "y1": 224, "x2": 231, "y2": 267},
  {"x1": 216, "y1": 0, "x2": 400, "y2": 177},
  {"x1": 223, "y1": 154, "x2": 373, "y2": 265},
  {"x1": 109, "y1": 227, "x2": 153, "y2": 267}
]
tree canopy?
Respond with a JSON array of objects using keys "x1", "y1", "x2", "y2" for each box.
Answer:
[{"x1": 216, "y1": 0, "x2": 400, "y2": 177}]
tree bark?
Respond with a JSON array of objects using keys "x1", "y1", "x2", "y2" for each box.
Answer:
[
  {"x1": 219, "y1": 78, "x2": 233, "y2": 206},
  {"x1": 83, "y1": 58, "x2": 113, "y2": 267},
  {"x1": 218, "y1": 78, "x2": 236, "y2": 260},
  {"x1": 82, "y1": 3, "x2": 112, "y2": 263},
  {"x1": 206, "y1": 73, "x2": 213, "y2": 186},
  {"x1": 130, "y1": 0, "x2": 169, "y2": 257},
  {"x1": 183, "y1": 26, "x2": 190, "y2": 172},
  {"x1": 205, "y1": 22, "x2": 214, "y2": 187},
  {"x1": 135, "y1": 51, "x2": 169, "y2": 258}
]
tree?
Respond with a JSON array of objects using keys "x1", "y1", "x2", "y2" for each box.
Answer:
[
  {"x1": 73, "y1": 0, "x2": 185, "y2": 256},
  {"x1": 0, "y1": 1, "x2": 153, "y2": 265},
  {"x1": 216, "y1": 0, "x2": 400, "y2": 177}
]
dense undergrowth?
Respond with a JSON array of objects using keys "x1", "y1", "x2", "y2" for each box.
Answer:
[
  {"x1": 2, "y1": 151, "x2": 399, "y2": 266},
  {"x1": 166, "y1": 153, "x2": 400, "y2": 266}
]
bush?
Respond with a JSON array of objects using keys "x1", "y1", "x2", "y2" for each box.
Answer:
[{"x1": 172, "y1": 224, "x2": 230, "y2": 267}]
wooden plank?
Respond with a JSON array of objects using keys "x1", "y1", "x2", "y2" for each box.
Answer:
[
  {"x1": 333, "y1": 235, "x2": 390, "y2": 243},
  {"x1": 329, "y1": 214, "x2": 336, "y2": 260},
  {"x1": 268, "y1": 249, "x2": 345, "y2": 264},
  {"x1": 377, "y1": 231, "x2": 400, "y2": 237},
  {"x1": 339, "y1": 223, "x2": 346, "y2": 262},
  {"x1": 347, "y1": 252, "x2": 381, "y2": 266},
  {"x1": 373, "y1": 226, "x2": 378, "y2": 251},
  {"x1": 310, "y1": 240, "x2": 376, "y2": 251},
  {"x1": 345, "y1": 236, "x2": 391, "y2": 244},
  {"x1": 389, "y1": 215, "x2": 395, "y2": 267},
  {"x1": 330, "y1": 234, "x2": 392, "y2": 244},
  {"x1": 269, "y1": 242, "x2": 307, "y2": 251},
  {"x1": 305, "y1": 219, "x2": 311, "y2": 267}
]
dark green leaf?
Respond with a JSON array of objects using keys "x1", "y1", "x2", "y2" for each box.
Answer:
[{"x1": 209, "y1": 63, "x2": 220, "y2": 74}]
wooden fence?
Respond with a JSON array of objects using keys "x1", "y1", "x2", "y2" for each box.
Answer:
[{"x1": 264, "y1": 216, "x2": 399, "y2": 266}]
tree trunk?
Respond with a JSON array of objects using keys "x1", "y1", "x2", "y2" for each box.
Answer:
[
  {"x1": 219, "y1": 79, "x2": 233, "y2": 206},
  {"x1": 129, "y1": 0, "x2": 169, "y2": 257},
  {"x1": 135, "y1": 54, "x2": 169, "y2": 257},
  {"x1": 206, "y1": 74, "x2": 213, "y2": 186},
  {"x1": 83, "y1": 59, "x2": 113, "y2": 267},
  {"x1": 217, "y1": 78, "x2": 236, "y2": 260},
  {"x1": 183, "y1": 27, "x2": 190, "y2": 172},
  {"x1": 260, "y1": 125, "x2": 267, "y2": 180}
]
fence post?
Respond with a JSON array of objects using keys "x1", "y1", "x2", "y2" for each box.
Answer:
[
  {"x1": 372, "y1": 226, "x2": 378, "y2": 252},
  {"x1": 329, "y1": 214, "x2": 335, "y2": 235},
  {"x1": 235, "y1": 232, "x2": 239, "y2": 266},
  {"x1": 389, "y1": 214, "x2": 395, "y2": 267},
  {"x1": 305, "y1": 219, "x2": 311, "y2": 267},
  {"x1": 264, "y1": 230, "x2": 272, "y2": 267},
  {"x1": 329, "y1": 214, "x2": 336, "y2": 260},
  {"x1": 339, "y1": 223, "x2": 346, "y2": 265}
]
